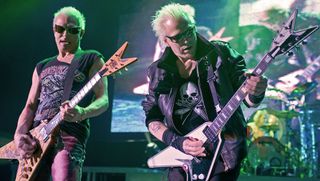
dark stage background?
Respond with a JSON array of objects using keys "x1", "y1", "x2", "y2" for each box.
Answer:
[{"x1": 0, "y1": 0, "x2": 320, "y2": 180}]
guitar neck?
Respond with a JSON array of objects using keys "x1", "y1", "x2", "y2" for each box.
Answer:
[
  {"x1": 43, "y1": 72, "x2": 104, "y2": 136},
  {"x1": 205, "y1": 18, "x2": 319, "y2": 139},
  {"x1": 205, "y1": 53, "x2": 274, "y2": 138},
  {"x1": 301, "y1": 55, "x2": 320, "y2": 81},
  {"x1": 69, "y1": 73, "x2": 102, "y2": 107}
]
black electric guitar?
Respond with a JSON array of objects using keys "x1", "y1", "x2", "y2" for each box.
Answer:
[
  {"x1": 0, "y1": 42, "x2": 137, "y2": 181},
  {"x1": 147, "y1": 10, "x2": 319, "y2": 181}
]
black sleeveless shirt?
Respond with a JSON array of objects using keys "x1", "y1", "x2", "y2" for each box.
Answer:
[{"x1": 34, "y1": 50, "x2": 103, "y2": 144}]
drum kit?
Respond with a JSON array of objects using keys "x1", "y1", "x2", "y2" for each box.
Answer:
[{"x1": 242, "y1": 83, "x2": 320, "y2": 177}]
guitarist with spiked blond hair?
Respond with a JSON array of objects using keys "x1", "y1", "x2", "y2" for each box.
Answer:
[
  {"x1": 13, "y1": 6, "x2": 109, "y2": 180},
  {"x1": 142, "y1": 3, "x2": 268, "y2": 181}
]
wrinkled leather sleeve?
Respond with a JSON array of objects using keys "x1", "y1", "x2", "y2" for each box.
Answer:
[
  {"x1": 219, "y1": 41, "x2": 246, "y2": 90},
  {"x1": 216, "y1": 41, "x2": 264, "y2": 107},
  {"x1": 141, "y1": 62, "x2": 165, "y2": 127}
]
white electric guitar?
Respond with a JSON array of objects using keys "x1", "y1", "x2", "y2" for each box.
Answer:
[{"x1": 147, "y1": 10, "x2": 319, "y2": 181}]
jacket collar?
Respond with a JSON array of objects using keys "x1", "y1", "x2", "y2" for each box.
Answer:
[{"x1": 157, "y1": 33, "x2": 215, "y2": 73}]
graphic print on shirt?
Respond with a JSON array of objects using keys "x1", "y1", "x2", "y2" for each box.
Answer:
[
  {"x1": 35, "y1": 65, "x2": 69, "y2": 121},
  {"x1": 74, "y1": 69, "x2": 86, "y2": 83},
  {"x1": 175, "y1": 82, "x2": 208, "y2": 125}
]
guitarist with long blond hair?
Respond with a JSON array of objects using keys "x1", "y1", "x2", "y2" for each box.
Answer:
[{"x1": 13, "y1": 6, "x2": 108, "y2": 180}]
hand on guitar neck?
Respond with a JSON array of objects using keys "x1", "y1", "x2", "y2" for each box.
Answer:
[{"x1": 60, "y1": 101, "x2": 86, "y2": 123}]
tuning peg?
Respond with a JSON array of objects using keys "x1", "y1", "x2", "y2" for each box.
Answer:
[
  {"x1": 124, "y1": 67, "x2": 128, "y2": 71},
  {"x1": 287, "y1": 51, "x2": 294, "y2": 57}
]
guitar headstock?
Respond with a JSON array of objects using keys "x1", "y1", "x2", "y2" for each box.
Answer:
[
  {"x1": 269, "y1": 9, "x2": 319, "y2": 58},
  {"x1": 100, "y1": 41, "x2": 138, "y2": 77}
]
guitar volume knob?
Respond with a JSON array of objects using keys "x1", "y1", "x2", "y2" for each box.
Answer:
[
  {"x1": 192, "y1": 174, "x2": 198, "y2": 180},
  {"x1": 198, "y1": 173, "x2": 205, "y2": 180}
]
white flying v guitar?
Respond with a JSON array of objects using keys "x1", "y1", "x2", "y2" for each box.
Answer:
[
  {"x1": 147, "y1": 10, "x2": 319, "y2": 181},
  {"x1": 0, "y1": 42, "x2": 137, "y2": 181}
]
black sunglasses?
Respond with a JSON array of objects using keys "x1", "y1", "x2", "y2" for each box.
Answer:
[
  {"x1": 166, "y1": 26, "x2": 195, "y2": 43},
  {"x1": 54, "y1": 25, "x2": 81, "y2": 35}
]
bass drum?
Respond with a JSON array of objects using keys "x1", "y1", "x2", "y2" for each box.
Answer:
[{"x1": 247, "y1": 136, "x2": 287, "y2": 169}]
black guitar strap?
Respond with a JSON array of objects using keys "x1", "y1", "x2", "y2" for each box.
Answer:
[
  {"x1": 61, "y1": 52, "x2": 83, "y2": 102},
  {"x1": 32, "y1": 53, "x2": 83, "y2": 128},
  {"x1": 206, "y1": 43, "x2": 225, "y2": 114},
  {"x1": 207, "y1": 64, "x2": 221, "y2": 113}
]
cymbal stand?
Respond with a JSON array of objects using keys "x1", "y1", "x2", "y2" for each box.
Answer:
[{"x1": 297, "y1": 105, "x2": 317, "y2": 178}]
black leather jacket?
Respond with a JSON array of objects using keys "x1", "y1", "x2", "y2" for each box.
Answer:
[{"x1": 142, "y1": 34, "x2": 263, "y2": 171}]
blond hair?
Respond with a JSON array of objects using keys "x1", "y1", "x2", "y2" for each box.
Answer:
[
  {"x1": 54, "y1": 6, "x2": 86, "y2": 30},
  {"x1": 152, "y1": 3, "x2": 196, "y2": 37}
]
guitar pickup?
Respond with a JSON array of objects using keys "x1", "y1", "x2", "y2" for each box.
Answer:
[{"x1": 203, "y1": 126, "x2": 216, "y2": 142}]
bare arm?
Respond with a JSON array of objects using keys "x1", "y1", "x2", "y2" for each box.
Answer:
[
  {"x1": 148, "y1": 121, "x2": 168, "y2": 141},
  {"x1": 14, "y1": 68, "x2": 40, "y2": 158},
  {"x1": 61, "y1": 58, "x2": 109, "y2": 122},
  {"x1": 81, "y1": 58, "x2": 109, "y2": 119},
  {"x1": 14, "y1": 68, "x2": 40, "y2": 137}
]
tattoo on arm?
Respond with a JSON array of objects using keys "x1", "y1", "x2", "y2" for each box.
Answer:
[{"x1": 149, "y1": 122, "x2": 162, "y2": 133}]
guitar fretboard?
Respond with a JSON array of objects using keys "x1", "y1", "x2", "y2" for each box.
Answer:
[
  {"x1": 204, "y1": 53, "x2": 274, "y2": 139},
  {"x1": 203, "y1": 20, "x2": 319, "y2": 140},
  {"x1": 44, "y1": 72, "x2": 102, "y2": 135}
]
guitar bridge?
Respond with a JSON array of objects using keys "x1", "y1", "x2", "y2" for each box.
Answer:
[{"x1": 39, "y1": 128, "x2": 48, "y2": 142}]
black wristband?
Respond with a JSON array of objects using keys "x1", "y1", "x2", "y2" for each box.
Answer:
[
  {"x1": 162, "y1": 129, "x2": 187, "y2": 153},
  {"x1": 248, "y1": 92, "x2": 265, "y2": 104},
  {"x1": 171, "y1": 136, "x2": 187, "y2": 152},
  {"x1": 162, "y1": 129, "x2": 177, "y2": 145}
]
